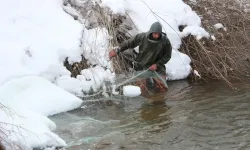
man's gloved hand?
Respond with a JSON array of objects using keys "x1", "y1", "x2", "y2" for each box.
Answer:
[{"x1": 149, "y1": 64, "x2": 157, "y2": 71}]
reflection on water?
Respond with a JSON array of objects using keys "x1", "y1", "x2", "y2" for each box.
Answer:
[
  {"x1": 139, "y1": 103, "x2": 168, "y2": 121},
  {"x1": 50, "y1": 80, "x2": 250, "y2": 150}
]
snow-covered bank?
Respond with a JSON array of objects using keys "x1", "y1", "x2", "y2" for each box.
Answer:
[
  {"x1": 0, "y1": 0, "x2": 116, "y2": 147},
  {"x1": 0, "y1": 0, "x2": 115, "y2": 95},
  {"x1": 0, "y1": 0, "x2": 87, "y2": 149},
  {"x1": 0, "y1": 0, "x2": 83, "y2": 85},
  {"x1": 0, "y1": 76, "x2": 82, "y2": 149}
]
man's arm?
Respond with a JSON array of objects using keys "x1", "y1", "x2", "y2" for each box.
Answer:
[
  {"x1": 119, "y1": 33, "x2": 144, "y2": 52},
  {"x1": 156, "y1": 38, "x2": 172, "y2": 66}
]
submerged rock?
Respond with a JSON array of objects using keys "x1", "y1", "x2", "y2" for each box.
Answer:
[{"x1": 92, "y1": 131, "x2": 126, "y2": 150}]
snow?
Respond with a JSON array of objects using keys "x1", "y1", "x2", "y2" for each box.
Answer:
[
  {"x1": 189, "y1": 0, "x2": 197, "y2": 5},
  {"x1": 180, "y1": 25, "x2": 209, "y2": 39},
  {"x1": 123, "y1": 85, "x2": 141, "y2": 97},
  {"x1": 193, "y1": 69, "x2": 201, "y2": 78},
  {"x1": 101, "y1": 0, "x2": 126, "y2": 14},
  {"x1": 214, "y1": 23, "x2": 227, "y2": 31},
  {"x1": 211, "y1": 35, "x2": 216, "y2": 41},
  {"x1": 1, "y1": 107, "x2": 66, "y2": 150},
  {"x1": 80, "y1": 66, "x2": 114, "y2": 89},
  {"x1": 0, "y1": 76, "x2": 82, "y2": 149},
  {"x1": 165, "y1": 51, "x2": 192, "y2": 80},
  {"x1": 56, "y1": 76, "x2": 85, "y2": 97},
  {"x1": 114, "y1": 0, "x2": 209, "y2": 80},
  {"x1": 214, "y1": 23, "x2": 224, "y2": 29},
  {"x1": 0, "y1": 0, "x2": 113, "y2": 149},
  {"x1": 81, "y1": 27, "x2": 111, "y2": 69},
  {"x1": 56, "y1": 66, "x2": 115, "y2": 96},
  {"x1": 0, "y1": 0, "x2": 82, "y2": 85},
  {"x1": 0, "y1": 76, "x2": 82, "y2": 116}
]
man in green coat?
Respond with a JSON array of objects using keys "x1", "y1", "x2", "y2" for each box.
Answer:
[{"x1": 109, "y1": 21, "x2": 172, "y2": 76}]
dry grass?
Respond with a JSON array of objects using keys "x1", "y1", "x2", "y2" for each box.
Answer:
[{"x1": 181, "y1": 0, "x2": 250, "y2": 86}]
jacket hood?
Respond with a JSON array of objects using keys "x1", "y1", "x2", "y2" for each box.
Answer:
[
  {"x1": 147, "y1": 22, "x2": 163, "y2": 42},
  {"x1": 147, "y1": 22, "x2": 162, "y2": 35}
]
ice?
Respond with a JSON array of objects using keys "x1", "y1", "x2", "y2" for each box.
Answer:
[{"x1": 123, "y1": 85, "x2": 141, "y2": 97}]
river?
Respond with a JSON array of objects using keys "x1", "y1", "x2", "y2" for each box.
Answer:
[{"x1": 50, "y1": 80, "x2": 250, "y2": 150}]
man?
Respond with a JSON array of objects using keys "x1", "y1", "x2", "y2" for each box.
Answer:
[
  {"x1": 109, "y1": 21, "x2": 172, "y2": 75},
  {"x1": 109, "y1": 21, "x2": 172, "y2": 92}
]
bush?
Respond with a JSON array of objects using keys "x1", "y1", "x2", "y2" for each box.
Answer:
[{"x1": 180, "y1": 0, "x2": 250, "y2": 86}]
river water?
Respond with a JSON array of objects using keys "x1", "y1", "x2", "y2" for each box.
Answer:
[{"x1": 50, "y1": 80, "x2": 250, "y2": 150}]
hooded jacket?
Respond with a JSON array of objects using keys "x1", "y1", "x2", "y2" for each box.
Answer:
[{"x1": 119, "y1": 22, "x2": 172, "y2": 75}]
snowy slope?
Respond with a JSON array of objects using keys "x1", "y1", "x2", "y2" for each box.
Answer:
[
  {"x1": 0, "y1": 76, "x2": 82, "y2": 149},
  {"x1": 0, "y1": 0, "x2": 82, "y2": 85}
]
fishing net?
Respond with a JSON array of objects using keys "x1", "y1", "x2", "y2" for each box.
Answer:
[{"x1": 115, "y1": 70, "x2": 168, "y2": 96}]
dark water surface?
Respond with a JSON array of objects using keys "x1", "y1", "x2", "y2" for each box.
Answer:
[{"x1": 50, "y1": 80, "x2": 250, "y2": 150}]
